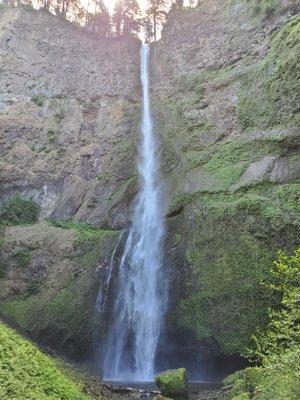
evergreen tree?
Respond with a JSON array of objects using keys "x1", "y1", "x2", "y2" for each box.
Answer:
[
  {"x1": 113, "y1": 0, "x2": 141, "y2": 37},
  {"x1": 146, "y1": 0, "x2": 167, "y2": 42}
]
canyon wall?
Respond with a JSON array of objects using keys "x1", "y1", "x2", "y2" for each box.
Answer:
[{"x1": 0, "y1": 0, "x2": 299, "y2": 372}]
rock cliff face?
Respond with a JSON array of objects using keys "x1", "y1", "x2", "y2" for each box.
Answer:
[
  {"x1": 0, "y1": 0, "x2": 299, "y2": 375},
  {"x1": 0, "y1": 7, "x2": 140, "y2": 228},
  {"x1": 152, "y1": 0, "x2": 300, "y2": 362}
]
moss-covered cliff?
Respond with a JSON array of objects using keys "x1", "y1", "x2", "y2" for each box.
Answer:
[
  {"x1": 153, "y1": 0, "x2": 300, "y2": 357},
  {"x1": 0, "y1": 0, "x2": 299, "y2": 379}
]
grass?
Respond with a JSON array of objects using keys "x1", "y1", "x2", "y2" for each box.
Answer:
[
  {"x1": 12, "y1": 249, "x2": 32, "y2": 269},
  {"x1": 0, "y1": 321, "x2": 94, "y2": 400}
]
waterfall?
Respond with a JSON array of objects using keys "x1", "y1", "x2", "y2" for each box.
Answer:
[{"x1": 102, "y1": 44, "x2": 168, "y2": 381}]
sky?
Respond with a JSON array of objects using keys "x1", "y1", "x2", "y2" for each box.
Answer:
[{"x1": 103, "y1": 0, "x2": 194, "y2": 14}]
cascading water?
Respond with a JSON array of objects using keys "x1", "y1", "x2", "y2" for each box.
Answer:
[{"x1": 102, "y1": 43, "x2": 168, "y2": 381}]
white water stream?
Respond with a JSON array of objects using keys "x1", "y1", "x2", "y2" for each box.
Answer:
[{"x1": 102, "y1": 44, "x2": 167, "y2": 381}]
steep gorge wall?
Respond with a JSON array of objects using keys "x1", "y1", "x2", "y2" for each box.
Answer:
[
  {"x1": 152, "y1": 0, "x2": 300, "y2": 362},
  {"x1": 0, "y1": 7, "x2": 140, "y2": 228},
  {"x1": 0, "y1": 0, "x2": 299, "y2": 372},
  {"x1": 0, "y1": 7, "x2": 140, "y2": 359}
]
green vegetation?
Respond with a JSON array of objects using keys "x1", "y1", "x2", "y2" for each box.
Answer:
[
  {"x1": 174, "y1": 181, "x2": 299, "y2": 354},
  {"x1": 47, "y1": 220, "x2": 115, "y2": 246},
  {"x1": 155, "y1": 368, "x2": 188, "y2": 400},
  {"x1": 228, "y1": 0, "x2": 283, "y2": 20},
  {"x1": 225, "y1": 249, "x2": 300, "y2": 399},
  {"x1": 0, "y1": 321, "x2": 94, "y2": 400},
  {"x1": 237, "y1": 17, "x2": 300, "y2": 130},
  {"x1": 54, "y1": 108, "x2": 65, "y2": 122},
  {"x1": 0, "y1": 196, "x2": 39, "y2": 226},
  {"x1": 47, "y1": 130, "x2": 57, "y2": 144},
  {"x1": 179, "y1": 218, "x2": 273, "y2": 353},
  {"x1": 0, "y1": 220, "x2": 118, "y2": 357},
  {"x1": 0, "y1": 261, "x2": 7, "y2": 278},
  {"x1": 12, "y1": 249, "x2": 32, "y2": 269},
  {"x1": 31, "y1": 94, "x2": 46, "y2": 107}
]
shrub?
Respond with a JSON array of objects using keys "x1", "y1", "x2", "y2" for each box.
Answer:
[
  {"x1": 248, "y1": 247, "x2": 300, "y2": 362},
  {"x1": 31, "y1": 94, "x2": 46, "y2": 107},
  {"x1": 0, "y1": 196, "x2": 39, "y2": 226}
]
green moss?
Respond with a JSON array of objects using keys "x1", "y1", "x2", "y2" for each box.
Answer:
[
  {"x1": 0, "y1": 300, "x2": 31, "y2": 330},
  {"x1": 12, "y1": 249, "x2": 32, "y2": 269},
  {"x1": 155, "y1": 368, "x2": 188, "y2": 400},
  {"x1": 0, "y1": 321, "x2": 94, "y2": 400},
  {"x1": 47, "y1": 130, "x2": 57, "y2": 144},
  {"x1": 0, "y1": 220, "x2": 118, "y2": 357},
  {"x1": 228, "y1": 0, "x2": 283, "y2": 21},
  {"x1": 26, "y1": 279, "x2": 42, "y2": 295},
  {"x1": 0, "y1": 196, "x2": 39, "y2": 226},
  {"x1": 168, "y1": 193, "x2": 197, "y2": 216},
  {"x1": 175, "y1": 182, "x2": 299, "y2": 354},
  {"x1": 237, "y1": 17, "x2": 300, "y2": 130},
  {"x1": 0, "y1": 259, "x2": 8, "y2": 279},
  {"x1": 179, "y1": 221, "x2": 273, "y2": 353},
  {"x1": 178, "y1": 74, "x2": 205, "y2": 104},
  {"x1": 31, "y1": 94, "x2": 46, "y2": 107}
]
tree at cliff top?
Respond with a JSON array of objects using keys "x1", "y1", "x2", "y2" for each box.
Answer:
[
  {"x1": 112, "y1": 0, "x2": 141, "y2": 37},
  {"x1": 83, "y1": 0, "x2": 111, "y2": 37},
  {"x1": 146, "y1": 0, "x2": 167, "y2": 42}
]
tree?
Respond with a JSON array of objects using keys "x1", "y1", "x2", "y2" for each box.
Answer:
[
  {"x1": 142, "y1": 16, "x2": 154, "y2": 43},
  {"x1": 83, "y1": 0, "x2": 111, "y2": 37},
  {"x1": 112, "y1": 0, "x2": 141, "y2": 37},
  {"x1": 146, "y1": 0, "x2": 167, "y2": 42}
]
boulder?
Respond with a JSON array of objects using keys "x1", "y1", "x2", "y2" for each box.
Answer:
[
  {"x1": 229, "y1": 155, "x2": 277, "y2": 191},
  {"x1": 155, "y1": 368, "x2": 188, "y2": 400}
]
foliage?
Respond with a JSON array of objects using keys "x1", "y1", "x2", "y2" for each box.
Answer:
[
  {"x1": 179, "y1": 219, "x2": 273, "y2": 353},
  {"x1": 0, "y1": 196, "x2": 39, "y2": 226},
  {"x1": 113, "y1": 0, "x2": 141, "y2": 37},
  {"x1": 146, "y1": 0, "x2": 168, "y2": 42},
  {"x1": 31, "y1": 94, "x2": 46, "y2": 107},
  {"x1": 0, "y1": 261, "x2": 7, "y2": 279},
  {"x1": 247, "y1": 248, "x2": 300, "y2": 363},
  {"x1": 12, "y1": 249, "x2": 32, "y2": 269},
  {"x1": 225, "y1": 249, "x2": 300, "y2": 400},
  {"x1": 228, "y1": 0, "x2": 283, "y2": 21},
  {"x1": 0, "y1": 321, "x2": 93, "y2": 400}
]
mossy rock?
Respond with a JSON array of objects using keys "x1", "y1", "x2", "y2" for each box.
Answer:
[{"x1": 155, "y1": 368, "x2": 188, "y2": 400}]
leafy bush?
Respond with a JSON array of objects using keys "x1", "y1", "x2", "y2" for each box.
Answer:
[
  {"x1": 225, "y1": 248, "x2": 300, "y2": 399},
  {"x1": 248, "y1": 248, "x2": 300, "y2": 362},
  {"x1": 0, "y1": 196, "x2": 39, "y2": 226}
]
